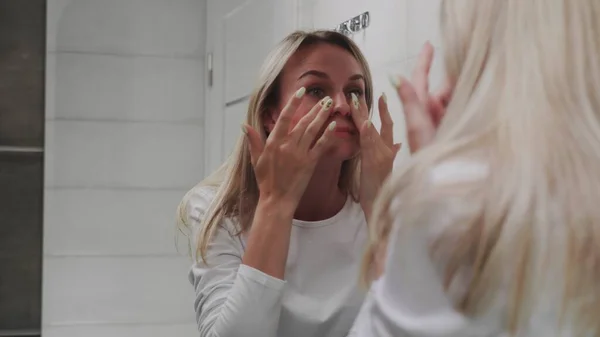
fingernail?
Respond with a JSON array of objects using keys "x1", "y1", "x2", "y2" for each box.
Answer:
[
  {"x1": 389, "y1": 75, "x2": 404, "y2": 88},
  {"x1": 320, "y1": 96, "x2": 331, "y2": 106},
  {"x1": 388, "y1": 75, "x2": 400, "y2": 88},
  {"x1": 324, "y1": 98, "x2": 333, "y2": 109},
  {"x1": 366, "y1": 120, "x2": 372, "y2": 128},
  {"x1": 241, "y1": 124, "x2": 247, "y2": 134},
  {"x1": 295, "y1": 87, "x2": 306, "y2": 98},
  {"x1": 351, "y1": 93, "x2": 359, "y2": 109},
  {"x1": 381, "y1": 92, "x2": 387, "y2": 104},
  {"x1": 328, "y1": 121, "x2": 337, "y2": 131}
]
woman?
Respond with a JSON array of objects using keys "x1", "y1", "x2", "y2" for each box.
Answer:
[
  {"x1": 357, "y1": 0, "x2": 600, "y2": 336},
  {"x1": 177, "y1": 30, "x2": 400, "y2": 337}
]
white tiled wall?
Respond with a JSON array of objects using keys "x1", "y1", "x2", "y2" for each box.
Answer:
[
  {"x1": 298, "y1": 0, "x2": 444, "y2": 162},
  {"x1": 43, "y1": 1, "x2": 205, "y2": 336}
]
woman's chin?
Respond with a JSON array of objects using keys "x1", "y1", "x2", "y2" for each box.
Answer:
[{"x1": 326, "y1": 141, "x2": 359, "y2": 161}]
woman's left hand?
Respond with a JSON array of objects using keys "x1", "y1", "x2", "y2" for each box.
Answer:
[{"x1": 351, "y1": 93, "x2": 401, "y2": 220}]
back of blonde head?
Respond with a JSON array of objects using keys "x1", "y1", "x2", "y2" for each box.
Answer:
[{"x1": 363, "y1": 0, "x2": 600, "y2": 335}]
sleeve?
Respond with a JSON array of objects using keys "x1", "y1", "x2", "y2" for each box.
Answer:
[
  {"x1": 185, "y1": 188, "x2": 286, "y2": 337},
  {"x1": 353, "y1": 161, "x2": 489, "y2": 337}
]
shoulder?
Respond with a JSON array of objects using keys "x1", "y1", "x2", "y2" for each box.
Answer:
[
  {"x1": 181, "y1": 184, "x2": 243, "y2": 237},
  {"x1": 424, "y1": 159, "x2": 489, "y2": 226},
  {"x1": 181, "y1": 185, "x2": 245, "y2": 258},
  {"x1": 385, "y1": 158, "x2": 488, "y2": 286},
  {"x1": 386, "y1": 158, "x2": 488, "y2": 220},
  {"x1": 362, "y1": 160, "x2": 488, "y2": 335},
  {"x1": 182, "y1": 185, "x2": 218, "y2": 223},
  {"x1": 384, "y1": 158, "x2": 489, "y2": 261},
  {"x1": 428, "y1": 159, "x2": 489, "y2": 187}
]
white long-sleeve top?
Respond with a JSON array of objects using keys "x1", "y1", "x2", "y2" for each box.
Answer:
[
  {"x1": 185, "y1": 186, "x2": 369, "y2": 337},
  {"x1": 353, "y1": 160, "x2": 581, "y2": 337}
]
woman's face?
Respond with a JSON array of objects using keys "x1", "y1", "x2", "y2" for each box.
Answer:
[{"x1": 265, "y1": 43, "x2": 367, "y2": 161}]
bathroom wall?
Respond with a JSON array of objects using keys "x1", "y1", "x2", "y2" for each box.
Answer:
[{"x1": 43, "y1": 1, "x2": 206, "y2": 336}]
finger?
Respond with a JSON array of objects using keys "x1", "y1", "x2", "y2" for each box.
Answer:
[
  {"x1": 299, "y1": 97, "x2": 334, "y2": 150},
  {"x1": 428, "y1": 78, "x2": 453, "y2": 126},
  {"x1": 289, "y1": 96, "x2": 331, "y2": 144},
  {"x1": 271, "y1": 87, "x2": 306, "y2": 140},
  {"x1": 434, "y1": 77, "x2": 453, "y2": 106},
  {"x1": 359, "y1": 120, "x2": 377, "y2": 151},
  {"x1": 242, "y1": 124, "x2": 264, "y2": 168},
  {"x1": 393, "y1": 143, "x2": 402, "y2": 154},
  {"x1": 378, "y1": 93, "x2": 394, "y2": 147},
  {"x1": 396, "y1": 76, "x2": 435, "y2": 153},
  {"x1": 411, "y1": 42, "x2": 434, "y2": 101},
  {"x1": 350, "y1": 92, "x2": 368, "y2": 130},
  {"x1": 428, "y1": 97, "x2": 446, "y2": 127},
  {"x1": 311, "y1": 120, "x2": 337, "y2": 157}
]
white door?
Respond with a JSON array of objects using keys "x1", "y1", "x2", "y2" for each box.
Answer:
[{"x1": 203, "y1": 0, "x2": 299, "y2": 175}]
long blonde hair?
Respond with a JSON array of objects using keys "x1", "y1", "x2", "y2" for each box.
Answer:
[
  {"x1": 178, "y1": 30, "x2": 374, "y2": 263},
  {"x1": 363, "y1": 0, "x2": 600, "y2": 334}
]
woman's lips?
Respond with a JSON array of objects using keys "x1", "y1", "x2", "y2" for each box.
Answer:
[{"x1": 332, "y1": 125, "x2": 356, "y2": 137}]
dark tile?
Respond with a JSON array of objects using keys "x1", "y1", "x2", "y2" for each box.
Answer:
[
  {"x1": 0, "y1": 255, "x2": 42, "y2": 331},
  {"x1": 0, "y1": 0, "x2": 46, "y2": 147},
  {"x1": 0, "y1": 152, "x2": 43, "y2": 330},
  {"x1": 0, "y1": 152, "x2": 43, "y2": 257}
]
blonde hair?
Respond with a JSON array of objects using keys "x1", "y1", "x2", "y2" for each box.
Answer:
[
  {"x1": 177, "y1": 30, "x2": 374, "y2": 263},
  {"x1": 363, "y1": 0, "x2": 600, "y2": 334}
]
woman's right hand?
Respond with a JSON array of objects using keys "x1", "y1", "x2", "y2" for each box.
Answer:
[
  {"x1": 393, "y1": 42, "x2": 453, "y2": 153},
  {"x1": 243, "y1": 87, "x2": 336, "y2": 209}
]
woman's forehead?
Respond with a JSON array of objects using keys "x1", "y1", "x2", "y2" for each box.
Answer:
[{"x1": 283, "y1": 43, "x2": 364, "y2": 79}]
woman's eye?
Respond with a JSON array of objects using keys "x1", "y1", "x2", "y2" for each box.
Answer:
[
  {"x1": 347, "y1": 89, "x2": 364, "y2": 98},
  {"x1": 307, "y1": 87, "x2": 326, "y2": 98}
]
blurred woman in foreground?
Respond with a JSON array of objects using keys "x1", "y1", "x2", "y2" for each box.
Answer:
[{"x1": 357, "y1": 1, "x2": 600, "y2": 336}]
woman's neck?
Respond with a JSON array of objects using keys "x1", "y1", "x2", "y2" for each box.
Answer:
[{"x1": 294, "y1": 162, "x2": 346, "y2": 222}]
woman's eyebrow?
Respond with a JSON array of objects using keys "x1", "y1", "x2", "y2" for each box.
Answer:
[{"x1": 298, "y1": 70, "x2": 329, "y2": 80}]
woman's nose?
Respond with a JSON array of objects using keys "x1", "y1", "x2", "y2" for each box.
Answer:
[{"x1": 331, "y1": 93, "x2": 351, "y2": 117}]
